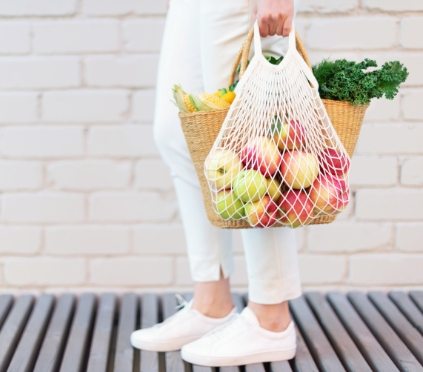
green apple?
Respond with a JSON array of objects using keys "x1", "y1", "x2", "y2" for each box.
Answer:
[
  {"x1": 233, "y1": 169, "x2": 267, "y2": 203},
  {"x1": 205, "y1": 149, "x2": 242, "y2": 190},
  {"x1": 216, "y1": 191, "x2": 245, "y2": 220},
  {"x1": 267, "y1": 178, "x2": 282, "y2": 201}
]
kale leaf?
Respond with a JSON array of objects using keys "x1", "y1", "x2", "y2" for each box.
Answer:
[{"x1": 312, "y1": 58, "x2": 408, "y2": 105}]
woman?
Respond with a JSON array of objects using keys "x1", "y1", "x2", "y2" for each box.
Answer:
[{"x1": 131, "y1": 0, "x2": 301, "y2": 366}]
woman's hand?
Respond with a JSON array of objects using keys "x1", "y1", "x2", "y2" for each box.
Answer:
[{"x1": 256, "y1": 0, "x2": 294, "y2": 37}]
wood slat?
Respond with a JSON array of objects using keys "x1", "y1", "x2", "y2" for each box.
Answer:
[
  {"x1": 8, "y1": 294, "x2": 55, "y2": 372},
  {"x1": 327, "y1": 292, "x2": 399, "y2": 372},
  {"x1": 306, "y1": 292, "x2": 371, "y2": 372},
  {"x1": 410, "y1": 290, "x2": 423, "y2": 313},
  {"x1": 290, "y1": 324, "x2": 319, "y2": 372},
  {"x1": 113, "y1": 293, "x2": 138, "y2": 372},
  {"x1": 270, "y1": 360, "x2": 292, "y2": 372},
  {"x1": 59, "y1": 293, "x2": 96, "y2": 372},
  {"x1": 290, "y1": 295, "x2": 345, "y2": 372},
  {"x1": 220, "y1": 364, "x2": 241, "y2": 372},
  {"x1": 348, "y1": 291, "x2": 420, "y2": 371},
  {"x1": 245, "y1": 363, "x2": 266, "y2": 372},
  {"x1": 369, "y1": 291, "x2": 423, "y2": 365},
  {"x1": 161, "y1": 293, "x2": 190, "y2": 372},
  {"x1": 0, "y1": 294, "x2": 13, "y2": 329},
  {"x1": 86, "y1": 293, "x2": 117, "y2": 372},
  {"x1": 389, "y1": 291, "x2": 423, "y2": 334},
  {"x1": 0, "y1": 291, "x2": 420, "y2": 372},
  {"x1": 192, "y1": 365, "x2": 217, "y2": 372},
  {"x1": 0, "y1": 294, "x2": 34, "y2": 371},
  {"x1": 139, "y1": 293, "x2": 160, "y2": 372},
  {"x1": 33, "y1": 294, "x2": 76, "y2": 372}
]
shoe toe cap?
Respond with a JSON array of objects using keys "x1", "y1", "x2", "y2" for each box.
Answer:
[{"x1": 130, "y1": 328, "x2": 157, "y2": 347}]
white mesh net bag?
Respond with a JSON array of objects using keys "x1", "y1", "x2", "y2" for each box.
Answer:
[{"x1": 204, "y1": 22, "x2": 351, "y2": 228}]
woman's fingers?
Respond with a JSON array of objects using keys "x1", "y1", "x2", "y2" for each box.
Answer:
[
  {"x1": 267, "y1": 15, "x2": 279, "y2": 36},
  {"x1": 256, "y1": 0, "x2": 294, "y2": 37},
  {"x1": 259, "y1": 18, "x2": 271, "y2": 37},
  {"x1": 282, "y1": 17, "x2": 292, "y2": 36},
  {"x1": 275, "y1": 16, "x2": 286, "y2": 36}
]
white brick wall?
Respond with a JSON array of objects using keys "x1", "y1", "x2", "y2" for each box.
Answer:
[
  {"x1": 0, "y1": 57, "x2": 80, "y2": 89},
  {"x1": 0, "y1": 1, "x2": 77, "y2": 16},
  {"x1": 0, "y1": 0, "x2": 422, "y2": 292}
]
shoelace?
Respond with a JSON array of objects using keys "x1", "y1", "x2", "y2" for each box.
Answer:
[
  {"x1": 152, "y1": 293, "x2": 190, "y2": 328},
  {"x1": 175, "y1": 293, "x2": 189, "y2": 310}
]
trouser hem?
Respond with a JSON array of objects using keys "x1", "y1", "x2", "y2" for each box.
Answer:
[{"x1": 247, "y1": 276, "x2": 302, "y2": 304}]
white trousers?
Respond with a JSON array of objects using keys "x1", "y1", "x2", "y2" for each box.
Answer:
[{"x1": 153, "y1": 0, "x2": 302, "y2": 304}]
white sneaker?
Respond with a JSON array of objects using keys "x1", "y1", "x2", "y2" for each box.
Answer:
[
  {"x1": 181, "y1": 306, "x2": 296, "y2": 366},
  {"x1": 130, "y1": 294, "x2": 238, "y2": 352}
]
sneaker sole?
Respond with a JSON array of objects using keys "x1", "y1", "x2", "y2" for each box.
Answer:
[{"x1": 181, "y1": 347, "x2": 296, "y2": 366}]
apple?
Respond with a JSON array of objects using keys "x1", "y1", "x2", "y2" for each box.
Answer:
[
  {"x1": 240, "y1": 137, "x2": 281, "y2": 177},
  {"x1": 310, "y1": 174, "x2": 350, "y2": 215},
  {"x1": 332, "y1": 176, "x2": 350, "y2": 212},
  {"x1": 279, "y1": 190, "x2": 313, "y2": 228},
  {"x1": 215, "y1": 190, "x2": 245, "y2": 220},
  {"x1": 319, "y1": 147, "x2": 350, "y2": 176},
  {"x1": 205, "y1": 149, "x2": 242, "y2": 190},
  {"x1": 280, "y1": 151, "x2": 319, "y2": 189},
  {"x1": 272, "y1": 118, "x2": 305, "y2": 150},
  {"x1": 233, "y1": 169, "x2": 268, "y2": 203},
  {"x1": 244, "y1": 195, "x2": 279, "y2": 227},
  {"x1": 309, "y1": 175, "x2": 339, "y2": 214},
  {"x1": 267, "y1": 178, "x2": 282, "y2": 201}
]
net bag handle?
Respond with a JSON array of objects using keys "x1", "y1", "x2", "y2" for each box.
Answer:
[{"x1": 228, "y1": 21, "x2": 313, "y2": 86}]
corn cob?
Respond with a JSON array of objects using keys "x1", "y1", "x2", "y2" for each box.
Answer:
[
  {"x1": 184, "y1": 94, "x2": 198, "y2": 112},
  {"x1": 172, "y1": 85, "x2": 188, "y2": 112},
  {"x1": 221, "y1": 91, "x2": 236, "y2": 104},
  {"x1": 199, "y1": 93, "x2": 230, "y2": 109}
]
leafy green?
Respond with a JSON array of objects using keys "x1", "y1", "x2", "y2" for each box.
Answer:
[
  {"x1": 265, "y1": 55, "x2": 284, "y2": 65},
  {"x1": 312, "y1": 58, "x2": 408, "y2": 105},
  {"x1": 228, "y1": 80, "x2": 238, "y2": 92}
]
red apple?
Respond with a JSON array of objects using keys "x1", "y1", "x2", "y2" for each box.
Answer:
[
  {"x1": 273, "y1": 119, "x2": 305, "y2": 150},
  {"x1": 244, "y1": 195, "x2": 279, "y2": 228},
  {"x1": 332, "y1": 175, "x2": 350, "y2": 212},
  {"x1": 310, "y1": 175, "x2": 339, "y2": 214},
  {"x1": 319, "y1": 147, "x2": 350, "y2": 176},
  {"x1": 280, "y1": 150, "x2": 319, "y2": 189},
  {"x1": 279, "y1": 190, "x2": 313, "y2": 228},
  {"x1": 310, "y1": 174, "x2": 350, "y2": 215},
  {"x1": 241, "y1": 137, "x2": 281, "y2": 177}
]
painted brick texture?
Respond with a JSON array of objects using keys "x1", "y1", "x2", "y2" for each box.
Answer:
[{"x1": 0, "y1": 0, "x2": 421, "y2": 292}]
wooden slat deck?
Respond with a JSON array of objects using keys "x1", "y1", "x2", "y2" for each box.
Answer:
[{"x1": 0, "y1": 291, "x2": 421, "y2": 372}]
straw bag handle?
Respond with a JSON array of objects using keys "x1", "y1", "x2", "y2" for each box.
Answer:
[{"x1": 228, "y1": 25, "x2": 312, "y2": 86}]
